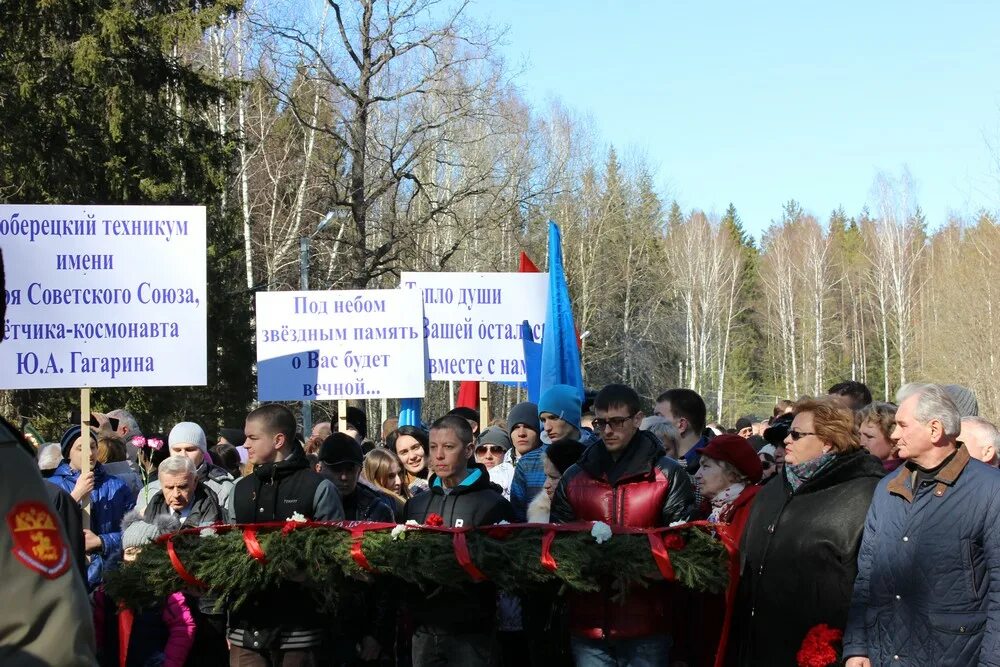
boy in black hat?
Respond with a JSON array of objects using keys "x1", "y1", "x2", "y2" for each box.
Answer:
[{"x1": 315, "y1": 433, "x2": 393, "y2": 522}]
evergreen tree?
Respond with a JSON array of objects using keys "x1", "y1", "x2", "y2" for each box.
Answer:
[{"x1": 0, "y1": 0, "x2": 252, "y2": 437}]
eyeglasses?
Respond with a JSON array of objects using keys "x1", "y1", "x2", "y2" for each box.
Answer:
[
  {"x1": 787, "y1": 430, "x2": 816, "y2": 441},
  {"x1": 475, "y1": 445, "x2": 506, "y2": 455},
  {"x1": 592, "y1": 414, "x2": 637, "y2": 431}
]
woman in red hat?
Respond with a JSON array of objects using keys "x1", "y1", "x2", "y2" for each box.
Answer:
[{"x1": 693, "y1": 434, "x2": 763, "y2": 544}]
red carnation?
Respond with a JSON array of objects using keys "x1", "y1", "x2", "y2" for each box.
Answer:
[
  {"x1": 796, "y1": 624, "x2": 843, "y2": 667},
  {"x1": 663, "y1": 532, "x2": 687, "y2": 551},
  {"x1": 425, "y1": 513, "x2": 445, "y2": 527}
]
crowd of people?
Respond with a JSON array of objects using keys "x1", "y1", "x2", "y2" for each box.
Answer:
[{"x1": 5, "y1": 378, "x2": 1000, "y2": 667}]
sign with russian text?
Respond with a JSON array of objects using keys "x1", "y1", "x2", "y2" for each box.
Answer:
[
  {"x1": 399, "y1": 272, "x2": 548, "y2": 382},
  {"x1": 0, "y1": 205, "x2": 207, "y2": 388},
  {"x1": 255, "y1": 290, "x2": 425, "y2": 401}
]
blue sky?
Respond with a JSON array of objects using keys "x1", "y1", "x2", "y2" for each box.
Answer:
[{"x1": 469, "y1": 0, "x2": 1000, "y2": 238}]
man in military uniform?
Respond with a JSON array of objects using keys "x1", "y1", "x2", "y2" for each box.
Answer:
[{"x1": 1, "y1": 247, "x2": 97, "y2": 665}]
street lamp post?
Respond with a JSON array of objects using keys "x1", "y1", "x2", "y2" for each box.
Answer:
[{"x1": 300, "y1": 212, "x2": 335, "y2": 437}]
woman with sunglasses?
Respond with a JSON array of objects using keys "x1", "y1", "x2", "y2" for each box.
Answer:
[
  {"x1": 730, "y1": 397, "x2": 884, "y2": 666},
  {"x1": 475, "y1": 426, "x2": 514, "y2": 499}
]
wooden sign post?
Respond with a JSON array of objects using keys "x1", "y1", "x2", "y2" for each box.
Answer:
[
  {"x1": 79, "y1": 387, "x2": 91, "y2": 528},
  {"x1": 478, "y1": 381, "x2": 489, "y2": 428},
  {"x1": 337, "y1": 399, "x2": 348, "y2": 434}
]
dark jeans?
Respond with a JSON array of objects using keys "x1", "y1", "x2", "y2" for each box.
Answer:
[
  {"x1": 230, "y1": 645, "x2": 319, "y2": 667},
  {"x1": 411, "y1": 629, "x2": 496, "y2": 667},
  {"x1": 570, "y1": 635, "x2": 672, "y2": 667}
]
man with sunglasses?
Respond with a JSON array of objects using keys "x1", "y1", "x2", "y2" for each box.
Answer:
[{"x1": 551, "y1": 384, "x2": 695, "y2": 666}]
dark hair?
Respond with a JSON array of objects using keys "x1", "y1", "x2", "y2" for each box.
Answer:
[
  {"x1": 827, "y1": 381, "x2": 873, "y2": 409},
  {"x1": 209, "y1": 443, "x2": 242, "y2": 478},
  {"x1": 446, "y1": 407, "x2": 480, "y2": 431},
  {"x1": 431, "y1": 414, "x2": 474, "y2": 445},
  {"x1": 386, "y1": 426, "x2": 429, "y2": 456},
  {"x1": 594, "y1": 384, "x2": 642, "y2": 414},
  {"x1": 545, "y1": 438, "x2": 586, "y2": 475},
  {"x1": 247, "y1": 404, "x2": 297, "y2": 444},
  {"x1": 655, "y1": 388, "x2": 707, "y2": 432}
]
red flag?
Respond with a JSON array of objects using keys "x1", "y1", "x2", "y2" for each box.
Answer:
[
  {"x1": 455, "y1": 380, "x2": 479, "y2": 409},
  {"x1": 519, "y1": 251, "x2": 540, "y2": 273}
]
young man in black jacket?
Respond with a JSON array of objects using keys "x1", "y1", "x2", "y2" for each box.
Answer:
[
  {"x1": 226, "y1": 404, "x2": 344, "y2": 666},
  {"x1": 404, "y1": 414, "x2": 513, "y2": 666},
  {"x1": 316, "y1": 433, "x2": 394, "y2": 522}
]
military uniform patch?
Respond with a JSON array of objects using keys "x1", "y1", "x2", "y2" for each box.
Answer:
[{"x1": 6, "y1": 501, "x2": 70, "y2": 579}]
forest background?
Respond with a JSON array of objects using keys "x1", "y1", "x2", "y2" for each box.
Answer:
[{"x1": 2, "y1": 0, "x2": 998, "y2": 439}]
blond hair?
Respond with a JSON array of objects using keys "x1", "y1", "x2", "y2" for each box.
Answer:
[{"x1": 364, "y1": 447, "x2": 410, "y2": 503}]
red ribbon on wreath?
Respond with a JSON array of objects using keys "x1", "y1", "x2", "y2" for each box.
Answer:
[
  {"x1": 451, "y1": 531, "x2": 486, "y2": 582},
  {"x1": 243, "y1": 528, "x2": 267, "y2": 563},
  {"x1": 165, "y1": 535, "x2": 206, "y2": 588},
  {"x1": 349, "y1": 526, "x2": 375, "y2": 572},
  {"x1": 540, "y1": 529, "x2": 558, "y2": 571}
]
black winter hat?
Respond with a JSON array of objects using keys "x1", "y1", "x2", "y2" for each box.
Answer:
[
  {"x1": 507, "y1": 402, "x2": 540, "y2": 435},
  {"x1": 764, "y1": 412, "x2": 795, "y2": 446},
  {"x1": 545, "y1": 438, "x2": 586, "y2": 475},
  {"x1": 318, "y1": 433, "x2": 363, "y2": 466}
]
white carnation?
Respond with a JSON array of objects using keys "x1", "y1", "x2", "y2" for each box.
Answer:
[
  {"x1": 199, "y1": 527, "x2": 218, "y2": 538},
  {"x1": 590, "y1": 521, "x2": 613, "y2": 545},
  {"x1": 290, "y1": 512, "x2": 308, "y2": 523},
  {"x1": 497, "y1": 520, "x2": 510, "y2": 525},
  {"x1": 391, "y1": 524, "x2": 408, "y2": 540},
  {"x1": 405, "y1": 519, "x2": 420, "y2": 527},
  {"x1": 669, "y1": 520, "x2": 687, "y2": 528}
]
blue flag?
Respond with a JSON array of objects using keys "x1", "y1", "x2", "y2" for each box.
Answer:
[
  {"x1": 539, "y1": 221, "x2": 584, "y2": 400},
  {"x1": 521, "y1": 319, "x2": 542, "y2": 403},
  {"x1": 399, "y1": 398, "x2": 422, "y2": 427}
]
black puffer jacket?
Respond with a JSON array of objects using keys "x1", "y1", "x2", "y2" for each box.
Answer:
[
  {"x1": 403, "y1": 464, "x2": 513, "y2": 633},
  {"x1": 730, "y1": 449, "x2": 883, "y2": 666},
  {"x1": 342, "y1": 481, "x2": 395, "y2": 523}
]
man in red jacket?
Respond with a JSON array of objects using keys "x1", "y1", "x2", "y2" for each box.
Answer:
[{"x1": 551, "y1": 383, "x2": 695, "y2": 666}]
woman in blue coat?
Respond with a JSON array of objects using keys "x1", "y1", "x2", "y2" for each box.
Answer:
[{"x1": 47, "y1": 425, "x2": 135, "y2": 589}]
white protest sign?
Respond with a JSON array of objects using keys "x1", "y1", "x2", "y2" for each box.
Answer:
[
  {"x1": 255, "y1": 290, "x2": 425, "y2": 401},
  {"x1": 0, "y1": 205, "x2": 207, "y2": 388},
  {"x1": 399, "y1": 272, "x2": 548, "y2": 382}
]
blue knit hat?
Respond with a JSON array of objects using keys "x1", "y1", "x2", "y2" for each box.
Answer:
[
  {"x1": 60, "y1": 425, "x2": 98, "y2": 460},
  {"x1": 538, "y1": 385, "x2": 582, "y2": 429}
]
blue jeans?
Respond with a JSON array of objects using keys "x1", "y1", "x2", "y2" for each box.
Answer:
[{"x1": 570, "y1": 635, "x2": 672, "y2": 667}]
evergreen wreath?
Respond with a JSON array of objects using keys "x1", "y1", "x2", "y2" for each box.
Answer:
[{"x1": 106, "y1": 520, "x2": 731, "y2": 612}]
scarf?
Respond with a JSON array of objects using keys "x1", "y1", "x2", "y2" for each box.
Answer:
[
  {"x1": 784, "y1": 451, "x2": 836, "y2": 492},
  {"x1": 708, "y1": 482, "x2": 746, "y2": 523}
]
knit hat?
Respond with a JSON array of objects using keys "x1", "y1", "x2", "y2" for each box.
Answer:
[
  {"x1": 168, "y1": 422, "x2": 208, "y2": 453},
  {"x1": 477, "y1": 426, "x2": 512, "y2": 452},
  {"x1": 121, "y1": 509, "x2": 181, "y2": 550},
  {"x1": 218, "y1": 427, "x2": 246, "y2": 448},
  {"x1": 60, "y1": 425, "x2": 97, "y2": 460},
  {"x1": 943, "y1": 384, "x2": 978, "y2": 418},
  {"x1": 545, "y1": 438, "x2": 586, "y2": 475},
  {"x1": 538, "y1": 385, "x2": 582, "y2": 429},
  {"x1": 695, "y1": 434, "x2": 764, "y2": 484},
  {"x1": 507, "y1": 402, "x2": 540, "y2": 435}
]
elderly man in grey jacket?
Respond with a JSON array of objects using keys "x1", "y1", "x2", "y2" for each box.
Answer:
[{"x1": 844, "y1": 383, "x2": 1000, "y2": 667}]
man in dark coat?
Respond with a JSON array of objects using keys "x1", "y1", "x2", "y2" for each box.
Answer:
[
  {"x1": 404, "y1": 414, "x2": 513, "y2": 667},
  {"x1": 551, "y1": 383, "x2": 695, "y2": 666},
  {"x1": 226, "y1": 404, "x2": 344, "y2": 666},
  {"x1": 315, "y1": 432, "x2": 395, "y2": 665},
  {"x1": 844, "y1": 383, "x2": 1000, "y2": 667}
]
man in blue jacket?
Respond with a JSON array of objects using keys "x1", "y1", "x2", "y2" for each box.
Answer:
[
  {"x1": 844, "y1": 383, "x2": 1000, "y2": 667},
  {"x1": 47, "y1": 425, "x2": 135, "y2": 589}
]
